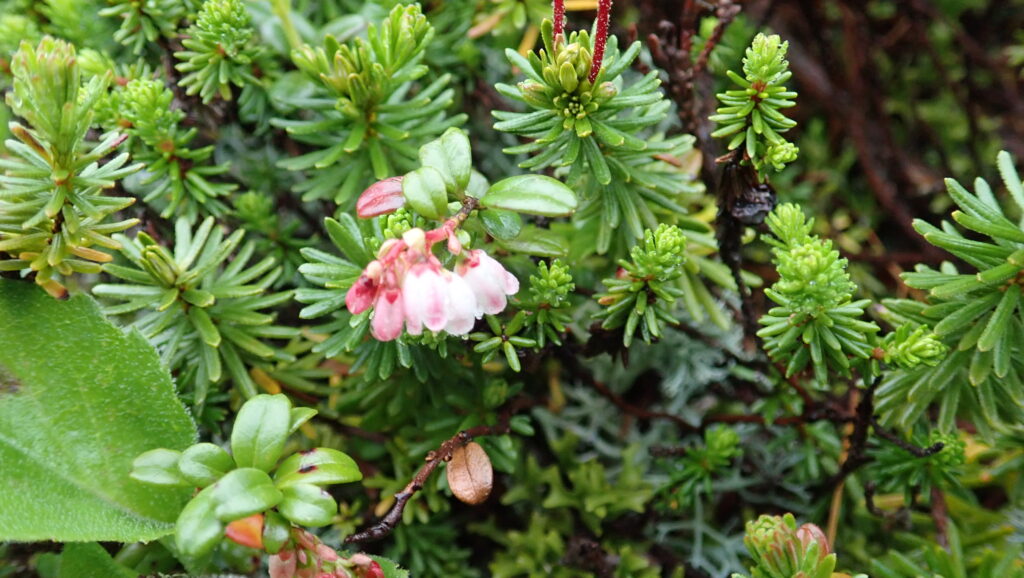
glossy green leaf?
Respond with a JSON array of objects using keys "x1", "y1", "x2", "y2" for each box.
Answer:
[
  {"x1": 278, "y1": 483, "x2": 337, "y2": 527},
  {"x1": 0, "y1": 280, "x2": 196, "y2": 542},
  {"x1": 274, "y1": 447, "x2": 363, "y2": 488},
  {"x1": 496, "y1": 226, "x2": 569, "y2": 257},
  {"x1": 210, "y1": 468, "x2": 283, "y2": 521},
  {"x1": 174, "y1": 488, "x2": 221, "y2": 570},
  {"x1": 288, "y1": 406, "x2": 318, "y2": 434},
  {"x1": 178, "y1": 443, "x2": 235, "y2": 487},
  {"x1": 372, "y1": 554, "x2": 411, "y2": 578},
  {"x1": 481, "y1": 174, "x2": 577, "y2": 217},
  {"x1": 480, "y1": 208, "x2": 523, "y2": 240},
  {"x1": 230, "y1": 393, "x2": 291, "y2": 472},
  {"x1": 402, "y1": 166, "x2": 448, "y2": 220},
  {"x1": 262, "y1": 511, "x2": 291, "y2": 555},
  {"x1": 441, "y1": 127, "x2": 472, "y2": 191},
  {"x1": 130, "y1": 449, "x2": 188, "y2": 487}
]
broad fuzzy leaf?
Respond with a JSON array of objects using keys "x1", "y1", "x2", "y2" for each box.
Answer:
[{"x1": 0, "y1": 280, "x2": 196, "y2": 541}]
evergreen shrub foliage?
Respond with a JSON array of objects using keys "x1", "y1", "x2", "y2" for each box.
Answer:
[{"x1": 0, "y1": 1, "x2": 1022, "y2": 577}]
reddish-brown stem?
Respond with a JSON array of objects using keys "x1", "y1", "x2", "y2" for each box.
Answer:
[
  {"x1": 344, "y1": 397, "x2": 535, "y2": 543},
  {"x1": 552, "y1": 0, "x2": 566, "y2": 41},
  {"x1": 588, "y1": 0, "x2": 613, "y2": 83}
]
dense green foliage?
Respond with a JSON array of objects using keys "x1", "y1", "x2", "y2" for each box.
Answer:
[{"x1": 1, "y1": 1, "x2": 1023, "y2": 577}]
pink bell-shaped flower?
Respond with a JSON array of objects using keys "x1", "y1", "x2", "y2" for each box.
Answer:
[
  {"x1": 457, "y1": 249, "x2": 519, "y2": 315},
  {"x1": 402, "y1": 263, "x2": 450, "y2": 334},
  {"x1": 345, "y1": 274, "x2": 377, "y2": 315},
  {"x1": 444, "y1": 273, "x2": 479, "y2": 335},
  {"x1": 370, "y1": 287, "x2": 405, "y2": 341}
]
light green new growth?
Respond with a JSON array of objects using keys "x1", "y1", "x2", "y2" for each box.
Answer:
[
  {"x1": 175, "y1": 0, "x2": 262, "y2": 103},
  {"x1": 0, "y1": 37, "x2": 140, "y2": 297},
  {"x1": 711, "y1": 33, "x2": 799, "y2": 177},
  {"x1": 757, "y1": 204, "x2": 879, "y2": 386},
  {"x1": 277, "y1": 4, "x2": 465, "y2": 204},
  {"x1": 594, "y1": 223, "x2": 687, "y2": 347},
  {"x1": 732, "y1": 513, "x2": 839, "y2": 578},
  {"x1": 103, "y1": 78, "x2": 236, "y2": 220}
]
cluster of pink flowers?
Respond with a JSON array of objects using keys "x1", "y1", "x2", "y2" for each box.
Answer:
[
  {"x1": 268, "y1": 528, "x2": 383, "y2": 578},
  {"x1": 345, "y1": 227, "x2": 519, "y2": 341}
]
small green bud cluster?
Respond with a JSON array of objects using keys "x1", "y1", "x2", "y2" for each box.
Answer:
[
  {"x1": 758, "y1": 204, "x2": 878, "y2": 386},
  {"x1": 711, "y1": 33, "x2": 799, "y2": 178},
  {"x1": 733, "y1": 513, "x2": 836, "y2": 578},
  {"x1": 881, "y1": 325, "x2": 947, "y2": 370},
  {"x1": 517, "y1": 30, "x2": 619, "y2": 138},
  {"x1": 521, "y1": 260, "x2": 575, "y2": 347},
  {"x1": 595, "y1": 224, "x2": 687, "y2": 347},
  {"x1": 175, "y1": 0, "x2": 262, "y2": 103}
]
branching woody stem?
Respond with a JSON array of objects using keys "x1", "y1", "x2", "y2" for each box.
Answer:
[{"x1": 345, "y1": 396, "x2": 533, "y2": 544}]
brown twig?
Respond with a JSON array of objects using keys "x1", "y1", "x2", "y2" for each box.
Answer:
[
  {"x1": 871, "y1": 418, "x2": 945, "y2": 458},
  {"x1": 930, "y1": 486, "x2": 949, "y2": 549},
  {"x1": 344, "y1": 397, "x2": 532, "y2": 543}
]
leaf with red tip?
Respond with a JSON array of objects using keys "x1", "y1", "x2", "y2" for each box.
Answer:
[
  {"x1": 356, "y1": 177, "x2": 406, "y2": 218},
  {"x1": 225, "y1": 514, "x2": 264, "y2": 549}
]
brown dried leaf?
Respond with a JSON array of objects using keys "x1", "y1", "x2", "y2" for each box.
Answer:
[{"x1": 446, "y1": 441, "x2": 493, "y2": 505}]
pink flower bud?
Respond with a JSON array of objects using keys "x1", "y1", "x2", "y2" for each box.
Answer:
[
  {"x1": 402, "y1": 263, "x2": 449, "y2": 334},
  {"x1": 447, "y1": 233, "x2": 463, "y2": 255},
  {"x1": 270, "y1": 549, "x2": 298, "y2": 578},
  {"x1": 796, "y1": 523, "x2": 831, "y2": 558},
  {"x1": 402, "y1": 228, "x2": 427, "y2": 254},
  {"x1": 457, "y1": 250, "x2": 519, "y2": 315},
  {"x1": 444, "y1": 273, "x2": 479, "y2": 335},
  {"x1": 316, "y1": 543, "x2": 339, "y2": 562},
  {"x1": 371, "y1": 287, "x2": 405, "y2": 341},
  {"x1": 346, "y1": 275, "x2": 377, "y2": 314},
  {"x1": 356, "y1": 177, "x2": 405, "y2": 218}
]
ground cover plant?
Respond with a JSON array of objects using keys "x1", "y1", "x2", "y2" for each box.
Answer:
[{"x1": 1, "y1": 0, "x2": 1023, "y2": 576}]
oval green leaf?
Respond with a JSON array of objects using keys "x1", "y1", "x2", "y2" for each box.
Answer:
[
  {"x1": 230, "y1": 393, "x2": 291, "y2": 472},
  {"x1": 178, "y1": 443, "x2": 235, "y2": 488},
  {"x1": 274, "y1": 447, "x2": 363, "y2": 488},
  {"x1": 210, "y1": 468, "x2": 283, "y2": 521},
  {"x1": 481, "y1": 174, "x2": 577, "y2": 217},
  {"x1": 278, "y1": 483, "x2": 337, "y2": 527},
  {"x1": 402, "y1": 166, "x2": 448, "y2": 220}
]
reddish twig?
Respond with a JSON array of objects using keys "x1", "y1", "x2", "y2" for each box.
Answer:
[
  {"x1": 588, "y1": 0, "x2": 613, "y2": 82},
  {"x1": 930, "y1": 486, "x2": 949, "y2": 549},
  {"x1": 344, "y1": 397, "x2": 533, "y2": 544}
]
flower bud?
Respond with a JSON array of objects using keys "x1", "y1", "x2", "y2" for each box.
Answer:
[{"x1": 796, "y1": 523, "x2": 830, "y2": 558}]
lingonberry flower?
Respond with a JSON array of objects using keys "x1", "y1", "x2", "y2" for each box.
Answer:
[
  {"x1": 343, "y1": 226, "x2": 520, "y2": 341},
  {"x1": 457, "y1": 249, "x2": 521, "y2": 316},
  {"x1": 402, "y1": 262, "x2": 450, "y2": 334}
]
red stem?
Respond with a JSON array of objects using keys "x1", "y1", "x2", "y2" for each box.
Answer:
[
  {"x1": 588, "y1": 0, "x2": 612, "y2": 83},
  {"x1": 552, "y1": 0, "x2": 566, "y2": 41}
]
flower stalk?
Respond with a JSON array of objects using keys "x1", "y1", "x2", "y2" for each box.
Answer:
[{"x1": 588, "y1": 0, "x2": 612, "y2": 82}]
